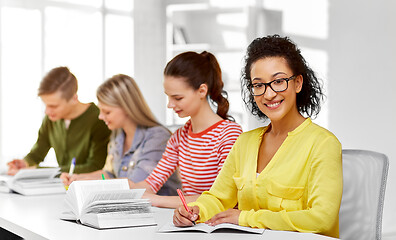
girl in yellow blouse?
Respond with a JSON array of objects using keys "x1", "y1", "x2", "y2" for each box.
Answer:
[{"x1": 173, "y1": 35, "x2": 343, "y2": 238}]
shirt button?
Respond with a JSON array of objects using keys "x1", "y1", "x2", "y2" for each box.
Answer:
[
  {"x1": 121, "y1": 166, "x2": 128, "y2": 171},
  {"x1": 129, "y1": 161, "x2": 135, "y2": 169}
]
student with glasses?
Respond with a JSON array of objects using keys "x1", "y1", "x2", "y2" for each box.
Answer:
[{"x1": 173, "y1": 35, "x2": 343, "y2": 239}]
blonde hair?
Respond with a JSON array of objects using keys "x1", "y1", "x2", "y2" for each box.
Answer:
[{"x1": 97, "y1": 74, "x2": 160, "y2": 128}]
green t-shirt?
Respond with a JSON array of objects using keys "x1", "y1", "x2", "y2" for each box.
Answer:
[{"x1": 24, "y1": 103, "x2": 111, "y2": 173}]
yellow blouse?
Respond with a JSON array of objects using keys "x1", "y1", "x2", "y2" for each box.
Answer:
[{"x1": 190, "y1": 118, "x2": 343, "y2": 238}]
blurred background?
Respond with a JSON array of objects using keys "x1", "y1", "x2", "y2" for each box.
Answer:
[{"x1": 0, "y1": 0, "x2": 395, "y2": 237}]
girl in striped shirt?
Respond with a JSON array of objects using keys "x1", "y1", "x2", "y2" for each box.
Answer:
[{"x1": 131, "y1": 51, "x2": 243, "y2": 208}]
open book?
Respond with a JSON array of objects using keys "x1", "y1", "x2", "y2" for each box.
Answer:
[
  {"x1": 0, "y1": 168, "x2": 65, "y2": 195},
  {"x1": 0, "y1": 174, "x2": 12, "y2": 193},
  {"x1": 158, "y1": 222, "x2": 265, "y2": 234},
  {"x1": 60, "y1": 179, "x2": 155, "y2": 229}
]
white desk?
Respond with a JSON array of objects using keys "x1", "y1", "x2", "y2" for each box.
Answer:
[{"x1": 0, "y1": 192, "x2": 337, "y2": 240}]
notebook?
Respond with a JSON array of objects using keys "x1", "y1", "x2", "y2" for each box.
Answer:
[{"x1": 158, "y1": 222, "x2": 265, "y2": 234}]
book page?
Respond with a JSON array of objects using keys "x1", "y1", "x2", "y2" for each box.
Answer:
[
  {"x1": 0, "y1": 174, "x2": 12, "y2": 182},
  {"x1": 87, "y1": 189, "x2": 144, "y2": 203},
  {"x1": 67, "y1": 179, "x2": 133, "y2": 217},
  {"x1": 158, "y1": 223, "x2": 213, "y2": 233},
  {"x1": 213, "y1": 223, "x2": 265, "y2": 234},
  {"x1": 82, "y1": 189, "x2": 146, "y2": 213},
  {"x1": 84, "y1": 199, "x2": 151, "y2": 214},
  {"x1": 12, "y1": 168, "x2": 60, "y2": 181},
  {"x1": 0, "y1": 175, "x2": 12, "y2": 193},
  {"x1": 6, "y1": 168, "x2": 64, "y2": 195},
  {"x1": 14, "y1": 178, "x2": 63, "y2": 188},
  {"x1": 80, "y1": 210, "x2": 156, "y2": 229},
  {"x1": 158, "y1": 222, "x2": 265, "y2": 234}
]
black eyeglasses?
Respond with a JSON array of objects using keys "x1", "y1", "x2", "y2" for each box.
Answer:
[{"x1": 250, "y1": 75, "x2": 297, "y2": 96}]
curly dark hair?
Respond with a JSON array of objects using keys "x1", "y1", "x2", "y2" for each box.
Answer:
[{"x1": 241, "y1": 34, "x2": 324, "y2": 120}]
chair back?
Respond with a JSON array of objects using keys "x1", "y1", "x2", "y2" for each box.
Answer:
[{"x1": 339, "y1": 149, "x2": 389, "y2": 240}]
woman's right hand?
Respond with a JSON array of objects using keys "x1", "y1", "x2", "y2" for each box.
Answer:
[
  {"x1": 173, "y1": 205, "x2": 200, "y2": 227},
  {"x1": 59, "y1": 172, "x2": 71, "y2": 185},
  {"x1": 63, "y1": 173, "x2": 92, "y2": 186}
]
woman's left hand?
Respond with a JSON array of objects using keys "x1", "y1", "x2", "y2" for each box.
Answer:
[
  {"x1": 142, "y1": 191, "x2": 161, "y2": 206},
  {"x1": 205, "y1": 208, "x2": 241, "y2": 226}
]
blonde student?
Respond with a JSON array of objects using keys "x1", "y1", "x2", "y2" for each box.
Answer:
[
  {"x1": 131, "y1": 51, "x2": 243, "y2": 208},
  {"x1": 63, "y1": 74, "x2": 180, "y2": 196},
  {"x1": 7, "y1": 67, "x2": 111, "y2": 176},
  {"x1": 174, "y1": 35, "x2": 343, "y2": 238}
]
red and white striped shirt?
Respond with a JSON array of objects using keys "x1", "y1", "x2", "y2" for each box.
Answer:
[{"x1": 145, "y1": 119, "x2": 242, "y2": 195}]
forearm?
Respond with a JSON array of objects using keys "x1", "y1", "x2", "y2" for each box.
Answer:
[
  {"x1": 151, "y1": 194, "x2": 200, "y2": 209},
  {"x1": 68, "y1": 159, "x2": 105, "y2": 173},
  {"x1": 131, "y1": 180, "x2": 155, "y2": 193},
  {"x1": 24, "y1": 150, "x2": 48, "y2": 166},
  {"x1": 74, "y1": 170, "x2": 108, "y2": 180},
  {"x1": 25, "y1": 119, "x2": 51, "y2": 166}
]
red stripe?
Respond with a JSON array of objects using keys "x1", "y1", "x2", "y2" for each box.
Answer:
[{"x1": 145, "y1": 120, "x2": 242, "y2": 194}]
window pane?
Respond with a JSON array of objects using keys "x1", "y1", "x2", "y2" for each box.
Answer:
[
  {"x1": 105, "y1": 0, "x2": 134, "y2": 11},
  {"x1": 0, "y1": 7, "x2": 43, "y2": 168},
  {"x1": 50, "y1": 0, "x2": 102, "y2": 8},
  {"x1": 105, "y1": 14, "x2": 134, "y2": 78},
  {"x1": 45, "y1": 7, "x2": 103, "y2": 103},
  {"x1": 301, "y1": 47, "x2": 329, "y2": 128}
]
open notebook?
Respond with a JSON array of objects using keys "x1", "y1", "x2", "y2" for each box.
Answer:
[{"x1": 158, "y1": 222, "x2": 265, "y2": 234}]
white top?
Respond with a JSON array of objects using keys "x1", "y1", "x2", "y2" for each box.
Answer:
[{"x1": 64, "y1": 119, "x2": 71, "y2": 129}]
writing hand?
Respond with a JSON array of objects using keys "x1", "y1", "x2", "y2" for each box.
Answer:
[
  {"x1": 173, "y1": 205, "x2": 199, "y2": 227},
  {"x1": 59, "y1": 172, "x2": 71, "y2": 186}
]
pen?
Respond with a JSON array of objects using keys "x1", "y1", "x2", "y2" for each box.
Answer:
[
  {"x1": 68, "y1": 157, "x2": 76, "y2": 176},
  {"x1": 177, "y1": 189, "x2": 196, "y2": 225},
  {"x1": 102, "y1": 173, "x2": 105, "y2": 180}
]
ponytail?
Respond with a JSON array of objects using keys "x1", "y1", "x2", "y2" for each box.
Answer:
[
  {"x1": 200, "y1": 51, "x2": 231, "y2": 120},
  {"x1": 164, "y1": 51, "x2": 233, "y2": 121}
]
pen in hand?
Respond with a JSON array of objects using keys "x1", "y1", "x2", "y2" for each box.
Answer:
[
  {"x1": 69, "y1": 157, "x2": 76, "y2": 176},
  {"x1": 64, "y1": 157, "x2": 76, "y2": 190},
  {"x1": 177, "y1": 189, "x2": 196, "y2": 225}
]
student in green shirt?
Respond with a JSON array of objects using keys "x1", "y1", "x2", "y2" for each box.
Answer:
[{"x1": 7, "y1": 67, "x2": 111, "y2": 176}]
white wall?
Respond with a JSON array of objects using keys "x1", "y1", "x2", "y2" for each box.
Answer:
[
  {"x1": 133, "y1": 0, "x2": 167, "y2": 122},
  {"x1": 328, "y1": 0, "x2": 396, "y2": 236}
]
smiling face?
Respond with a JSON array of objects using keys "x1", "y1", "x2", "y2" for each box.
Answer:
[
  {"x1": 250, "y1": 57, "x2": 303, "y2": 122},
  {"x1": 98, "y1": 102, "x2": 129, "y2": 130},
  {"x1": 163, "y1": 75, "x2": 207, "y2": 119},
  {"x1": 40, "y1": 91, "x2": 76, "y2": 121}
]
